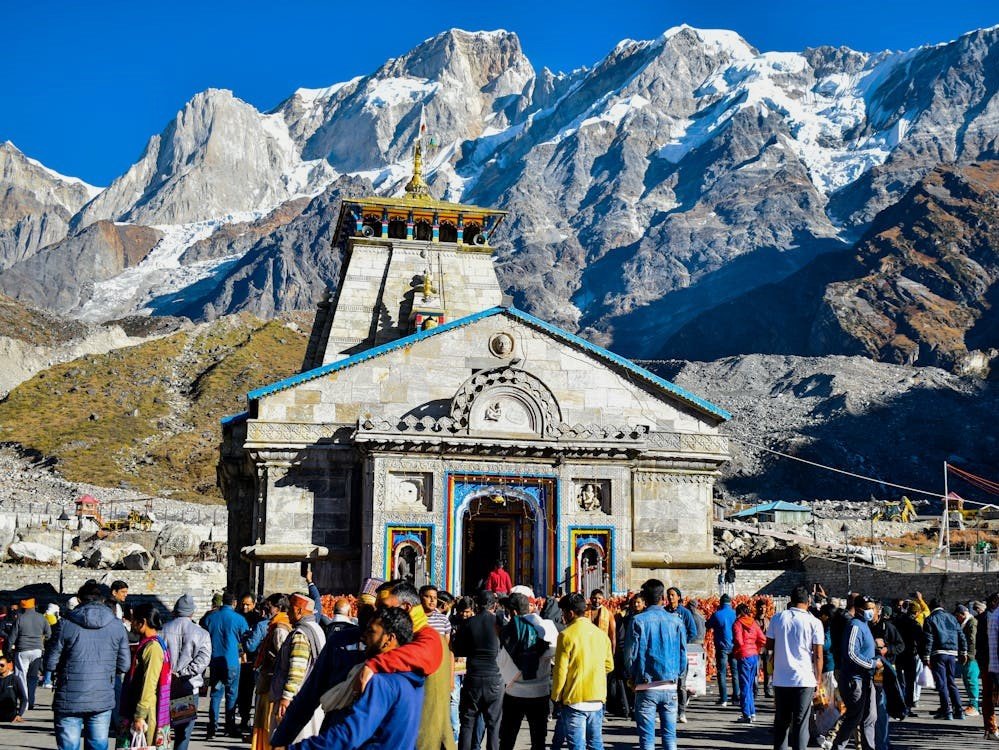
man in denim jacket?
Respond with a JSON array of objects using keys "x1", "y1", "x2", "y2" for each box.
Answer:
[{"x1": 626, "y1": 580, "x2": 687, "y2": 750}]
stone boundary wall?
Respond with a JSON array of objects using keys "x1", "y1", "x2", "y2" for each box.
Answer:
[
  {"x1": 799, "y1": 557, "x2": 997, "y2": 606},
  {"x1": 0, "y1": 566, "x2": 226, "y2": 615},
  {"x1": 733, "y1": 567, "x2": 806, "y2": 596}
]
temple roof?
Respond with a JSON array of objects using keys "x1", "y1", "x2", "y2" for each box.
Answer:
[{"x1": 229, "y1": 306, "x2": 731, "y2": 423}]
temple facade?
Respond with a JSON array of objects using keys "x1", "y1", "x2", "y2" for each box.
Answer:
[{"x1": 219, "y1": 146, "x2": 731, "y2": 597}]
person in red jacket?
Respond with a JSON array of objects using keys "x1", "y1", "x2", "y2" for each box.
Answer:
[
  {"x1": 483, "y1": 561, "x2": 512, "y2": 596},
  {"x1": 733, "y1": 603, "x2": 767, "y2": 722}
]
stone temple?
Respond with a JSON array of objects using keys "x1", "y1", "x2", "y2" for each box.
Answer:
[{"x1": 219, "y1": 144, "x2": 731, "y2": 598}]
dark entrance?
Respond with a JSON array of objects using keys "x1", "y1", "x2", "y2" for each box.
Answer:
[
  {"x1": 463, "y1": 517, "x2": 514, "y2": 594},
  {"x1": 460, "y1": 495, "x2": 532, "y2": 595}
]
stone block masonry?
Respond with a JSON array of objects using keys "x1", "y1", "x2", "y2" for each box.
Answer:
[
  {"x1": 0, "y1": 565, "x2": 227, "y2": 616},
  {"x1": 800, "y1": 557, "x2": 997, "y2": 607}
]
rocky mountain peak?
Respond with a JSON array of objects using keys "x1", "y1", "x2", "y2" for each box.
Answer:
[
  {"x1": 0, "y1": 141, "x2": 103, "y2": 270},
  {"x1": 73, "y1": 88, "x2": 336, "y2": 228},
  {"x1": 388, "y1": 29, "x2": 530, "y2": 88},
  {"x1": 0, "y1": 141, "x2": 100, "y2": 226}
]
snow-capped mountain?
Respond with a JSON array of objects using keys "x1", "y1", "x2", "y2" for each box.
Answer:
[
  {"x1": 73, "y1": 89, "x2": 337, "y2": 227},
  {"x1": 2, "y1": 25, "x2": 998, "y2": 361},
  {"x1": 0, "y1": 141, "x2": 101, "y2": 270}
]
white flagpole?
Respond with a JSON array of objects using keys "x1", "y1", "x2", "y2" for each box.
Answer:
[{"x1": 942, "y1": 461, "x2": 949, "y2": 556}]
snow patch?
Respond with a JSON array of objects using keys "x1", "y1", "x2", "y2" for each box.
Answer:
[
  {"x1": 657, "y1": 47, "x2": 918, "y2": 193},
  {"x1": 293, "y1": 76, "x2": 362, "y2": 104},
  {"x1": 4, "y1": 141, "x2": 104, "y2": 198},
  {"x1": 363, "y1": 77, "x2": 439, "y2": 110},
  {"x1": 75, "y1": 214, "x2": 263, "y2": 322}
]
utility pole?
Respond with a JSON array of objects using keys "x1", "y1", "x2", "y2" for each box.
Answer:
[
  {"x1": 942, "y1": 461, "x2": 950, "y2": 557},
  {"x1": 841, "y1": 523, "x2": 851, "y2": 591}
]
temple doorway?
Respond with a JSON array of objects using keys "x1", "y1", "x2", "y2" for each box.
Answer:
[{"x1": 461, "y1": 494, "x2": 534, "y2": 594}]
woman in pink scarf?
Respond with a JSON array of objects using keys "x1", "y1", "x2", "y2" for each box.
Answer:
[{"x1": 120, "y1": 603, "x2": 172, "y2": 747}]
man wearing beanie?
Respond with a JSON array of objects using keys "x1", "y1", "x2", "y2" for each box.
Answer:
[{"x1": 163, "y1": 594, "x2": 212, "y2": 750}]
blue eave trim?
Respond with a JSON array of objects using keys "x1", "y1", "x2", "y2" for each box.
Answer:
[
  {"x1": 503, "y1": 308, "x2": 732, "y2": 421},
  {"x1": 247, "y1": 307, "x2": 505, "y2": 401},
  {"x1": 245, "y1": 305, "x2": 731, "y2": 422},
  {"x1": 221, "y1": 411, "x2": 249, "y2": 427}
]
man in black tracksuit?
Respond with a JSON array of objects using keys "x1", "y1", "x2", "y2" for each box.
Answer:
[
  {"x1": 892, "y1": 602, "x2": 925, "y2": 715},
  {"x1": 453, "y1": 590, "x2": 503, "y2": 750}
]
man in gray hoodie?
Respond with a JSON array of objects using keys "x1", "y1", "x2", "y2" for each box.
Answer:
[
  {"x1": 10, "y1": 596, "x2": 50, "y2": 711},
  {"x1": 163, "y1": 594, "x2": 212, "y2": 750},
  {"x1": 43, "y1": 580, "x2": 130, "y2": 750}
]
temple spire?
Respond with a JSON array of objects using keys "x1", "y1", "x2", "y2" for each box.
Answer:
[
  {"x1": 405, "y1": 105, "x2": 431, "y2": 199},
  {"x1": 404, "y1": 141, "x2": 430, "y2": 198}
]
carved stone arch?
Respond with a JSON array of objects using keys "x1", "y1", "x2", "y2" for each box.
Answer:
[{"x1": 450, "y1": 367, "x2": 562, "y2": 437}]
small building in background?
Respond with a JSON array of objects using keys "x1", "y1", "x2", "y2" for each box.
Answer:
[{"x1": 730, "y1": 501, "x2": 812, "y2": 525}]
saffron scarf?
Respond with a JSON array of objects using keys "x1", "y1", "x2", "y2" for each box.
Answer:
[{"x1": 255, "y1": 611, "x2": 291, "y2": 669}]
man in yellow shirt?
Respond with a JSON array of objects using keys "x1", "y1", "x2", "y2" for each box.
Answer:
[{"x1": 551, "y1": 593, "x2": 614, "y2": 750}]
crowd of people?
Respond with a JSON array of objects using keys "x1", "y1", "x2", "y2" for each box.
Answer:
[{"x1": 0, "y1": 569, "x2": 994, "y2": 750}]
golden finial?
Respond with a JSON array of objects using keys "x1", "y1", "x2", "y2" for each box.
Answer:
[
  {"x1": 421, "y1": 268, "x2": 437, "y2": 300},
  {"x1": 404, "y1": 142, "x2": 430, "y2": 198}
]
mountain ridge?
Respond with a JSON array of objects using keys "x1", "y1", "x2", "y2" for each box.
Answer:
[{"x1": 1, "y1": 25, "x2": 998, "y2": 366}]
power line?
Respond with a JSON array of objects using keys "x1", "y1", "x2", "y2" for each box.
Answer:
[
  {"x1": 728, "y1": 434, "x2": 999, "y2": 509},
  {"x1": 727, "y1": 434, "x2": 943, "y2": 498}
]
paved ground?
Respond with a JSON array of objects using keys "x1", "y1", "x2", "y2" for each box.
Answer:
[{"x1": 2, "y1": 684, "x2": 989, "y2": 749}]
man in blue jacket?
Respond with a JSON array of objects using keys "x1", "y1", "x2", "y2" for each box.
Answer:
[
  {"x1": 626, "y1": 579, "x2": 687, "y2": 750},
  {"x1": 284, "y1": 606, "x2": 424, "y2": 750},
  {"x1": 43, "y1": 580, "x2": 130, "y2": 750},
  {"x1": 923, "y1": 598, "x2": 967, "y2": 720},
  {"x1": 705, "y1": 593, "x2": 738, "y2": 705},
  {"x1": 830, "y1": 595, "x2": 878, "y2": 750},
  {"x1": 202, "y1": 591, "x2": 249, "y2": 739},
  {"x1": 664, "y1": 588, "x2": 695, "y2": 723}
]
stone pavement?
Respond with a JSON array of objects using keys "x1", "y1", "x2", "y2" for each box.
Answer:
[{"x1": 0, "y1": 685, "x2": 987, "y2": 749}]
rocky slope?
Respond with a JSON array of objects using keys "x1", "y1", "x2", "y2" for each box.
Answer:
[
  {"x1": 73, "y1": 89, "x2": 336, "y2": 227},
  {"x1": 0, "y1": 294, "x2": 180, "y2": 397},
  {"x1": 150, "y1": 175, "x2": 372, "y2": 321},
  {"x1": 0, "y1": 221, "x2": 163, "y2": 314},
  {"x1": 0, "y1": 314, "x2": 310, "y2": 501},
  {"x1": 0, "y1": 142, "x2": 100, "y2": 270},
  {"x1": 664, "y1": 161, "x2": 999, "y2": 374},
  {"x1": 2, "y1": 26, "x2": 997, "y2": 364},
  {"x1": 659, "y1": 353, "x2": 999, "y2": 501}
]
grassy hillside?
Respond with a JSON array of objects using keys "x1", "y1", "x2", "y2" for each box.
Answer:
[{"x1": 0, "y1": 314, "x2": 309, "y2": 502}]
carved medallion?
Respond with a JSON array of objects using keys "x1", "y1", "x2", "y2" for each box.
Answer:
[{"x1": 488, "y1": 332, "x2": 515, "y2": 358}]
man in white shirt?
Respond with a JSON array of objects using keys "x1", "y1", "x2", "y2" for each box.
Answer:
[{"x1": 766, "y1": 585, "x2": 824, "y2": 750}]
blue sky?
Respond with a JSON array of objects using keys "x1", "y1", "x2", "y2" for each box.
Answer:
[{"x1": 3, "y1": 1, "x2": 996, "y2": 186}]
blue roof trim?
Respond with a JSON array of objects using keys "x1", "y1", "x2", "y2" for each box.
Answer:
[
  {"x1": 221, "y1": 411, "x2": 249, "y2": 427},
  {"x1": 502, "y1": 307, "x2": 731, "y2": 421},
  {"x1": 245, "y1": 305, "x2": 730, "y2": 421},
  {"x1": 247, "y1": 307, "x2": 504, "y2": 401}
]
